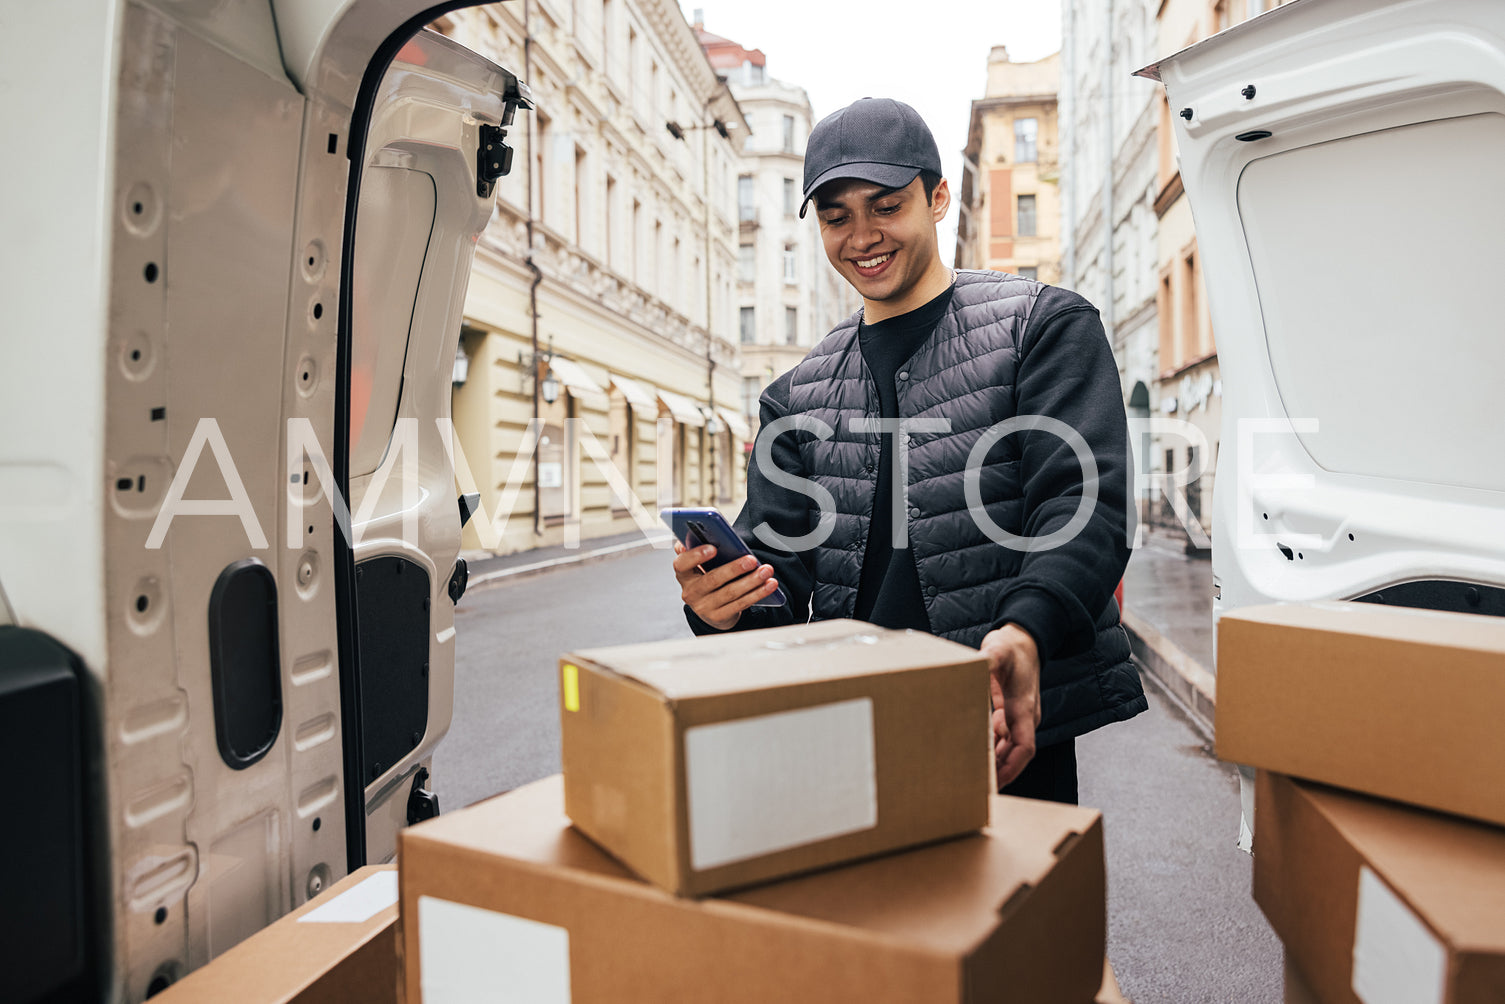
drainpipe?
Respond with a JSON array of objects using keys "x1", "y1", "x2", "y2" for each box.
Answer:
[
  {"x1": 702, "y1": 93, "x2": 717, "y2": 503},
  {"x1": 1100, "y1": 0, "x2": 1116, "y2": 346},
  {"x1": 1061, "y1": 0, "x2": 1075, "y2": 286},
  {"x1": 524, "y1": 0, "x2": 544, "y2": 537}
]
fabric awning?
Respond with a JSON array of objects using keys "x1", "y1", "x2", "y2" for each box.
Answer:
[
  {"x1": 609, "y1": 374, "x2": 656, "y2": 410},
  {"x1": 545, "y1": 356, "x2": 606, "y2": 398},
  {"x1": 657, "y1": 389, "x2": 705, "y2": 427},
  {"x1": 717, "y1": 407, "x2": 752, "y2": 441}
]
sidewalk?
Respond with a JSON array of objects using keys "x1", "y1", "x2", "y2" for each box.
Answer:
[
  {"x1": 462, "y1": 528, "x2": 673, "y2": 589},
  {"x1": 1121, "y1": 531, "x2": 1217, "y2": 733}
]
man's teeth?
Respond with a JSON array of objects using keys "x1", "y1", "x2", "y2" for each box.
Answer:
[{"x1": 856, "y1": 253, "x2": 891, "y2": 269}]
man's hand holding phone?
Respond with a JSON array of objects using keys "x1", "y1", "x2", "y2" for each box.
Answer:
[{"x1": 672, "y1": 543, "x2": 781, "y2": 630}]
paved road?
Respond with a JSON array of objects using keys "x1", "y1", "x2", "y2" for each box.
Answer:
[{"x1": 434, "y1": 546, "x2": 1282, "y2": 1003}]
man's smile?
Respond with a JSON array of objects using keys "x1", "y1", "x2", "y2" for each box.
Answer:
[{"x1": 851, "y1": 252, "x2": 895, "y2": 277}]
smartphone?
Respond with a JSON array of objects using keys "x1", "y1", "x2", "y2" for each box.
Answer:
[{"x1": 660, "y1": 506, "x2": 788, "y2": 607}]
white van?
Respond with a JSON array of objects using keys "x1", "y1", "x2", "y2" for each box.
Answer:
[
  {"x1": 1, "y1": 3, "x2": 529, "y2": 1000},
  {"x1": 1141, "y1": 0, "x2": 1505, "y2": 837}
]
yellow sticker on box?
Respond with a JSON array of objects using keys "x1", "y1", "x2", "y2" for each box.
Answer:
[{"x1": 562, "y1": 664, "x2": 580, "y2": 712}]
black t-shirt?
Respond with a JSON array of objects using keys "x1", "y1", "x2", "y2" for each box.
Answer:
[{"x1": 853, "y1": 285, "x2": 956, "y2": 631}]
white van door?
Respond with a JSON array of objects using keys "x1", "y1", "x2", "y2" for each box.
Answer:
[
  {"x1": 338, "y1": 27, "x2": 528, "y2": 867},
  {"x1": 1139, "y1": 0, "x2": 1505, "y2": 620},
  {"x1": 8, "y1": 2, "x2": 527, "y2": 998}
]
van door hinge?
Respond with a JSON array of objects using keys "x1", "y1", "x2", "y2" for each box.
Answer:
[{"x1": 477, "y1": 124, "x2": 514, "y2": 199}]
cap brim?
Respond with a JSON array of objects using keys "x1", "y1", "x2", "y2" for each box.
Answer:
[{"x1": 799, "y1": 163, "x2": 924, "y2": 218}]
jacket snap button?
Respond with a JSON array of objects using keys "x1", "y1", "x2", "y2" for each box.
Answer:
[
  {"x1": 908, "y1": 507, "x2": 920, "y2": 519},
  {"x1": 898, "y1": 370, "x2": 909, "y2": 381},
  {"x1": 926, "y1": 586, "x2": 938, "y2": 598}
]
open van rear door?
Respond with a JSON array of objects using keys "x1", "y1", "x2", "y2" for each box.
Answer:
[
  {"x1": 0, "y1": 2, "x2": 524, "y2": 999},
  {"x1": 337, "y1": 27, "x2": 528, "y2": 866},
  {"x1": 1138, "y1": 0, "x2": 1505, "y2": 620}
]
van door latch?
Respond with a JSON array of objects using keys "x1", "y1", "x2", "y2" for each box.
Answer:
[{"x1": 407, "y1": 766, "x2": 440, "y2": 825}]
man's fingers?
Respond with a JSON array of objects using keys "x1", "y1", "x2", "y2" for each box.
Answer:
[
  {"x1": 671, "y1": 544, "x2": 716, "y2": 576},
  {"x1": 991, "y1": 707, "x2": 1010, "y2": 750},
  {"x1": 995, "y1": 740, "x2": 1036, "y2": 788},
  {"x1": 703, "y1": 574, "x2": 780, "y2": 623}
]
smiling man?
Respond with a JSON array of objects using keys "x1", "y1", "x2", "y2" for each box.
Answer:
[{"x1": 672, "y1": 98, "x2": 1146, "y2": 802}]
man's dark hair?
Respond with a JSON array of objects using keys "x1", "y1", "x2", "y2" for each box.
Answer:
[{"x1": 919, "y1": 170, "x2": 942, "y2": 204}]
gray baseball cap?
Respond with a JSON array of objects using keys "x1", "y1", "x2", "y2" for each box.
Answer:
[{"x1": 799, "y1": 98, "x2": 943, "y2": 219}]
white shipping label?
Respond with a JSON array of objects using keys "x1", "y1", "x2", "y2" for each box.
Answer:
[
  {"x1": 1352, "y1": 866, "x2": 1447, "y2": 1004},
  {"x1": 684, "y1": 697, "x2": 878, "y2": 872},
  {"x1": 297, "y1": 871, "x2": 398, "y2": 924},
  {"x1": 418, "y1": 896, "x2": 571, "y2": 1004}
]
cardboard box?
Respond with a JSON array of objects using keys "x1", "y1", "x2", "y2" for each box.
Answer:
[
  {"x1": 1216, "y1": 602, "x2": 1505, "y2": 826},
  {"x1": 1253, "y1": 772, "x2": 1505, "y2": 1004},
  {"x1": 154, "y1": 864, "x2": 397, "y2": 1003},
  {"x1": 1284, "y1": 957, "x2": 1320, "y2": 1004},
  {"x1": 560, "y1": 619, "x2": 991, "y2": 896},
  {"x1": 1097, "y1": 959, "x2": 1130, "y2": 1003},
  {"x1": 398, "y1": 774, "x2": 1106, "y2": 1004}
]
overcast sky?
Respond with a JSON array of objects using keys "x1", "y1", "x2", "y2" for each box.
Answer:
[{"x1": 680, "y1": 0, "x2": 1063, "y2": 253}]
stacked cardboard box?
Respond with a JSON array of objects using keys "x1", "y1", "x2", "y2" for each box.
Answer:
[
  {"x1": 399, "y1": 620, "x2": 1120, "y2": 1002},
  {"x1": 152, "y1": 865, "x2": 398, "y2": 1003},
  {"x1": 559, "y1": 619, "x2": 992, "y2": 895},
  {"x1": 1216, "y1": 603, "x2": 1505, "y2": 1003}
]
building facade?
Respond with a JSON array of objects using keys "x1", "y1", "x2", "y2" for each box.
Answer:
[
  {"x1": 1146, "y1": 0, "x2": 1290, "y2": 540},
  {"x1": 1059, "y1": 0, "x2": 1163, "y2": 538},
  {"x1": 435, "y1": 1, "x2": 750, "y2": 555},
  {"x1": 955, "y1": 49, "x2": 1062, "y2": 283},
  {"x1": 695, "y1": 20, "x2": 857, "y2": 431}
]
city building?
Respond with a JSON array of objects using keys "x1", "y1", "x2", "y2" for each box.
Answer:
[
  {"x1": 694, "y1": 17, "x2": 858, "y2": 432},
  {"x1": 955, "y1": 48, "x2": 1062, "y2": 284},
  {"x1": 1058, "y1": 0, "x2": 1163, "y2": 537},
  {"x1": 434, "y1": 1, "x2": 750, "y2": 555},
  {"x1": 1145, "y1": 0, "x2": 1290, "y2": 539}
]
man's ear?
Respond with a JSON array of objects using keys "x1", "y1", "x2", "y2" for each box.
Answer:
[{"x1": 930, "y1": 177, "x2": 951, "y2": 222}]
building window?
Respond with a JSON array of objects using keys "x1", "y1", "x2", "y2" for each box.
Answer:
[
  {"x1": 631, "y1": 198, "x2": 641, "y2": 284},
  {"x1": 627, "y1": 26, "x2": 637, "y2": 105},
  {"x1": 740, "y1": 306, "x2": 756, "y2": 344},
  {"x1": 785, "y1": 306, "x2": 798, "y2": 345},
  {"x1": 738, "y1": 175, "x2": 755, "y2": 222},
  {"x1": 1017, "y1": 194, "x2": 1037, "y2": 237},
  {"x1": 782, "y1": 244, "x2": 797, "y2": 284},
  {"x1": 601, "y1": 0, "x2": 612, "y2": 71},
  {"x1": 652, "y1": 219, "x2": 662, "y2": 298},
  {"x1": 1014, "y1": 117, "x2": 1038, "y2": 163},
  {"x1": 605, "y1": 174, "x2": 616, "y2": 268},
  {"x1": 782, "y1": 114, "x2": 795, "y2": 153},
  {"x1": 535, "y1": 108, "x2": 551, "y2": 225},
  {"x1": 742, "y1": 376, "x2": 760, "y2": 417},
  {"x1": 738, "y1": 243, "x2": 756, "y2": 283},
  {"x1": 1158, "y1": 270, "x2": 1175, "y2": 365},
  {"x1": 744, "y1": 60, "x2": 764, "y2": 85},
  {"x1": 1018, "y1": 266, "x2": 1038, "y2": 280},
  {"x1": 574, "y1": 145, "x2": 588, "y2": 247},
  {"x1": 1181, "y1": 249, "x2": 1198, "y2": 363},
  {"x1": 783, "y1": 178, "x2": 797, "y2": 216}
]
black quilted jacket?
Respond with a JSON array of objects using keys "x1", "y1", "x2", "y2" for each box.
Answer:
[{"x1": 691, "y1": 271, "x2": 1147, "y2": 745}]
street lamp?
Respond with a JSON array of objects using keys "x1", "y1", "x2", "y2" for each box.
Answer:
[
  {"x1": 666, "y1": 119, "x2": 732, "y2": 141},
  {"x1": 519, "y1": 337, "x2": 561, "y2": 404}
]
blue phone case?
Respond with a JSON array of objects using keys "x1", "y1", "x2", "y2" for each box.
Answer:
[{"x1": 660, "y1": 507, "x2": 788, "y2": 607}]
